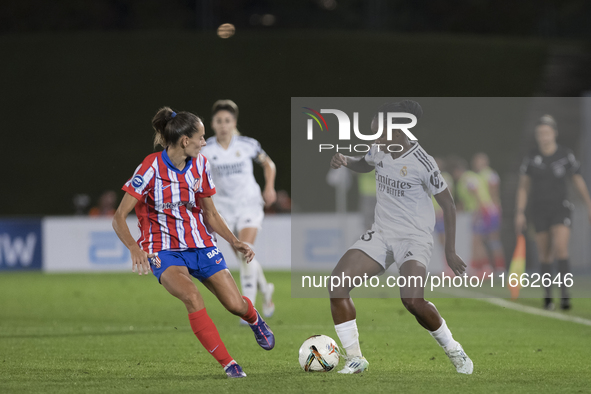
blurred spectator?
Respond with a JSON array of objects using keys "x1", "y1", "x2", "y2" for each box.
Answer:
[
  {"x1": 88, "y1": 190, "x2": 117, "y2": 217},
  {"x1": 73, "y1": 194, "x2": 90, "y2": 215},
  {"x1": 265, "y1": 190, "x2": 292, "y2": 214}
]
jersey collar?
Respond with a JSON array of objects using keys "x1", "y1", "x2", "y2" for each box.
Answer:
[
  {"x1": 398, "y1": 142, "x2": 420, "y2": 159},
  {"x1": 162, "y1": 149, "x2": 192, "y2": 174},
  {"x1": 215, "y1": 135, "x2": 236, "y2": 151}
]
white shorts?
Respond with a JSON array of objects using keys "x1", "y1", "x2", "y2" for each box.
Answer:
[
  {"x1": 216, "y1": 202, "x2": 264, "y2": 234},
  {"x1": 348, "y1": 227, "x2": 433, "y2": 273}
]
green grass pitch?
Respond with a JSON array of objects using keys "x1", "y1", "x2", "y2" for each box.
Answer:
[{"x1": 1, "y1": 271, "x2": 590, "y2": 393}]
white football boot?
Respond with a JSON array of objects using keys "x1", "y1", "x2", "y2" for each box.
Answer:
[
  {"x1": 445, "y1": 342, "x2": 473, "y2": 374},
  {"x1": 338, "y1": 356, "x2": 369, "y2": 374},
  {"x1": 262, "y1": 283, "x2": 275, "y2": 318}
]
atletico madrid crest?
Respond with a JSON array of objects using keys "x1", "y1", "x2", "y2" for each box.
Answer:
[
  {"x1": 149, "y1": 255, "x2": 162, "y2": 268},
  {"x1": 192, "y1": 177, "x2": 202, "y2": 192}
]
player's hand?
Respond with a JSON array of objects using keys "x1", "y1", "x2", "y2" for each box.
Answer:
[
  {"x1": 233, "y1": 241, "x2": 255, "y2": 263},
  {"x1": 445, "y1": 252, "x2": 467, "y2": 276},
  {"x1": 514, "y1": 212, "x2": 526, "y2": 235},
  {"x1": 263, "y1": 187, "x2": 277, "y2": 208},
  {"x1": 330, "y1": 153, "x2": 347, "y2": 169},
  {"x1": 130, "y1": 246, "x2": 151, "y2": 275}
]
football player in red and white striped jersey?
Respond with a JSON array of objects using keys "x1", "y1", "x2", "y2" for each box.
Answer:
[{"x1": 112, "y1": 107, "x2": 275, "y2": 379}]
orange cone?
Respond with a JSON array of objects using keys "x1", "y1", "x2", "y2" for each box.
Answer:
[{"x1": 508, "y1": 235, "x2": 526, "y2": 299}]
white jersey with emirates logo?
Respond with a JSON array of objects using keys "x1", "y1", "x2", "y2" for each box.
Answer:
[
  {"x1": 364, "y1": 142, "x2": 447, "y2": 241},
  {"x1": 200, "y1": 135, "x2": 267, "y2": 209}
]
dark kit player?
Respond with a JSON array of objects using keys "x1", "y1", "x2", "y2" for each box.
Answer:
[{"x1": 515, "y1": 115, "x2": 591, "y2": 310}]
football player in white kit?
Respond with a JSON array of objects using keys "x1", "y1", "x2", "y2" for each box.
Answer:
[
  {"x1": 201, "y1": 100, "x2": 277, "y2": 321},
  {"x1": 329, "y1": 100, "x2": 473, "y2": 375}
]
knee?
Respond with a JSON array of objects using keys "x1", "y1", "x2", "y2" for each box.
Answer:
[
  {"x1": 180, "y1": 292, "x2": 202, "y2": 311},
  {"x1": 553, "y1": 244, "x2": 569, "y2": 259},
  {"x1": 401, "y1": 297, "x2": 426, "y2": 315}
]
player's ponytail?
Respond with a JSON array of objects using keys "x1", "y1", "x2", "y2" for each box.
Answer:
[
  {"x1": 152, "y1": 107, "x2": 202, "y2": 148},
  {"x1": 212, "y1": 99, "x2": 241, "y2": 136}
]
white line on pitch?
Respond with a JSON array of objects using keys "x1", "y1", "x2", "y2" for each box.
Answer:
[
  {"x1": 482, "y1": 297, "x2": 591, "y2": 327},
  {"x1": 439, "y1": 287, "x2": 591, "y2": 327}
]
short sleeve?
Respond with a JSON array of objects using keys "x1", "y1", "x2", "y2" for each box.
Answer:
[
  {"x1": 420, "y1": 154, "x2": 448, "y2": 196},
  {"x1": 488, "y1": 170, "x2": 500, "y2": 186},
  {"x1": 519, "y1": 157, "x2": 532, "y2": 176},
  {"x1": 195, "y1": 156, "x2": 216, "y2": 198},
  {"x1": 364, "y1": 144, "x2": 384, "y2": 166},
  {"x1": 122, "y1": 159, "x2": 156, "y2": 200},
  {"x1": 566, "y1": 150, "x2": 581, "y2": 175},
  {"x1": 246, "y1": 138, "x2": 267, "y2": 164}
]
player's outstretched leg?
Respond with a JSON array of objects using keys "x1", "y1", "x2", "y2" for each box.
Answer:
[
  {"x1": 399, "y1": 260, "x2": 473, "y2": 375},
  {"x1": 160, "y1": 266, "x2": 245, "y2": 378},
  {"x1": 204, "y1": 269, "x2": 275, "y2": 350},
  {"x1": 329, "y1": 249, "x2": 384, "y2": 374}
]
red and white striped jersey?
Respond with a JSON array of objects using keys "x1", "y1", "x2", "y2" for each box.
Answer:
[{"x1": 122, "y1": 150, "x2": 217, "y2": 253}]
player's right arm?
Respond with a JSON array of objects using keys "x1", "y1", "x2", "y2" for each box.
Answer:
[
  {"x1": 112, "y1": 193, "x2": 152, "y2": 276},
  {"x1": 330, "y1": 153, "x2": 374, "y2": 173}
]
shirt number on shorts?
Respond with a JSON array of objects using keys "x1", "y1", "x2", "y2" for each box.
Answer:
[{"x1": 361, "y1": 230, "x2": 375, "y2": 241}]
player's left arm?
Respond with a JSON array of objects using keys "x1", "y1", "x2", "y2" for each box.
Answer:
[
  {"x1": 434, "y1": 188, "x2": 467, "y2": 276},
  {"x1": 199, "y1": 196, "x2": 254, "y2": 262},
  {"x1": 258, "y1": 153, "x2": 277, "y2": 207},
  {"x1": 572, "y1": 174, "x2": 591, "y2": 224}
]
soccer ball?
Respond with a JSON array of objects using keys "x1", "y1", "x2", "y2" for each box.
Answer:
[{"x1": 298, "y1": 335, "x2": 340, "y2": 372}]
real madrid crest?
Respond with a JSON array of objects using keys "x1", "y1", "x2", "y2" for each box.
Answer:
[
  {"x1": 400, "y1": 166, "x2": 408, "y2": 177},
  {"x1": 236, "y1": 150, "x2": 241, "y2": 157}
]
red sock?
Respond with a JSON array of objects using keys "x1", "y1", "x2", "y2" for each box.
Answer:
[
  {"x1": 188, "y1": 308, "x2": 233, "y2": 367},
  {"x1": 240, "y1": 296, "x2": 258, "y2": 324}
]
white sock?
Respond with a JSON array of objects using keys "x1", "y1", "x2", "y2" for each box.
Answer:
[
  {"x1": 429, "y1": 319, "x2": 458, "y2": 351},
  {"x1": 335, "y1": 319, "x2": 362, "y2": 358},
  {"x1": 255, "y1": 259, "x2": 269, "y2": 294},
  {"x1": 224, "y1": 360, "x2": 236, "y2": 370},
  {"x1": 244, "y1": 242, "x2": 269, "y2": 294},
  {"x1": 239, "y1": 254, "x2": 257, "y2": 305}
]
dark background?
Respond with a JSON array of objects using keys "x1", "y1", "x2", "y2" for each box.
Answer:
[{"x1": 2, "y1": 0, "x2": 591, "y2": 216}]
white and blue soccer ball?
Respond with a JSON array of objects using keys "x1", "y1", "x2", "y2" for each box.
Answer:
[{"x1": 298, "y1": 335, "x2": 340, "y2": 372}]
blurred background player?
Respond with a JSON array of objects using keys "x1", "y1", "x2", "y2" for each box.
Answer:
[
  {"x1": 112, "y1": 107, "x2": 275, "y2": 378},
  {"x1": 515, "y1": 115, "x2": 591, "y2": 310},
  {"x1": 88, "y1": 190, "x2": 117, "y2": 217},
  {"x1": 329, "y1": 101, "x2": 473, "y2": 375},
  {"x1": 471, "y1": 152, "x2": 505, "y2": 273},
  {"x1": 454, "y1": 156, "x2": 499, "y2": 275},
  {"x1": 201, "y1": 100, "x2": 277, "y2": 322}
]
